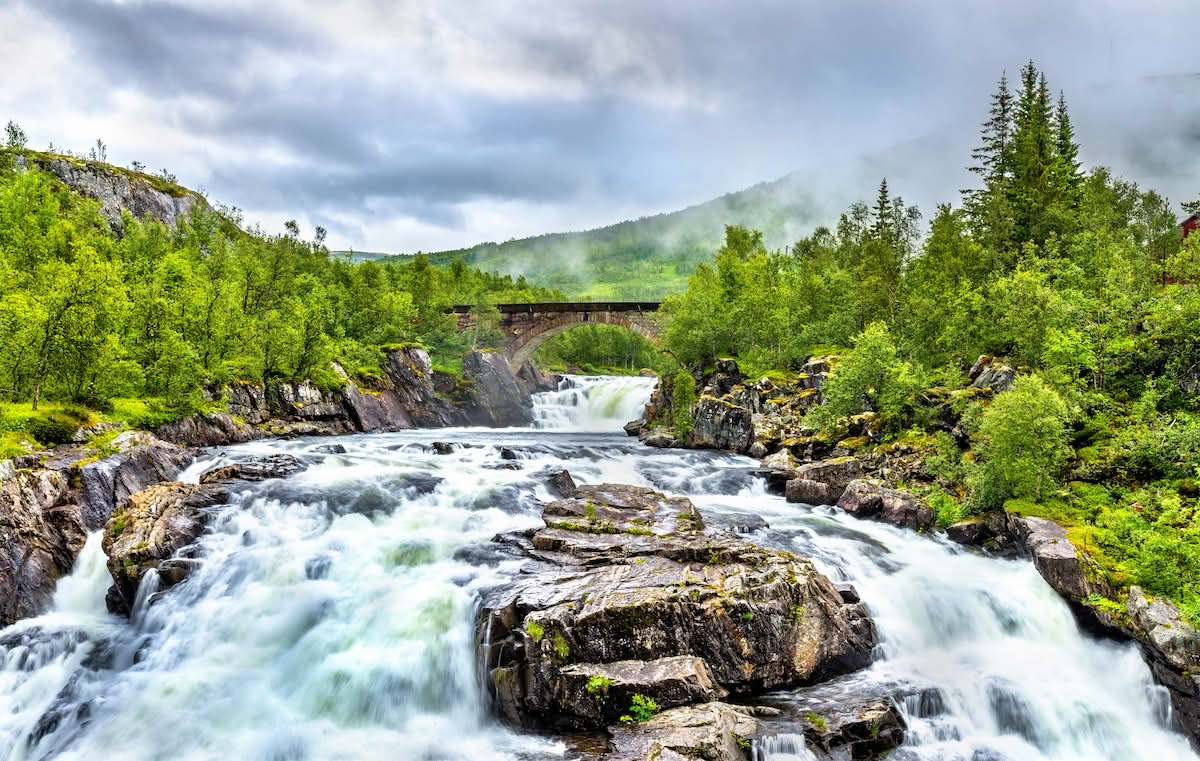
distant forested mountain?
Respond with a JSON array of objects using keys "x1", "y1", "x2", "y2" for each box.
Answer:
[{"x1": 409, "y1": 173, "x2": 822, "y2": 299}]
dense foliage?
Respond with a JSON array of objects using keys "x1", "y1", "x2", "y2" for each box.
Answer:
[
  {"x1": 659, "y1": 62, "x2": 1200, "y2": 619},
  {"x1": 0, "y1": 148, "x2": 564, "y2": 418},
  {"x1": 533, "y1": 324, "x2": 659, "y2": 375}
]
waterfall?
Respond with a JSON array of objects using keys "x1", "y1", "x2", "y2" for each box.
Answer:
[{"x1": 532, "y1": 374, "x2": 657, "y2": 431}]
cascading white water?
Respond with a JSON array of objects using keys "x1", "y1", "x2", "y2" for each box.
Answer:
[
  {"x1": 532, "y1": 374, "x2": 657, "y2": 431},
  {"x1": 0, "y1": 378, "x2": 1195, "y2": 761}
]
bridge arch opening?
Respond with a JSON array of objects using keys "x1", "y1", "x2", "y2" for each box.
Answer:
[{"x1": 511, "y1": 317, "x2": 659, "y2": 368}]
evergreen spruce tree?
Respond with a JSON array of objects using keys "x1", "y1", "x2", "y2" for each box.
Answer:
[
  {"x1": 871, "y1": 178, "x2": 894, "y2": 242},
  {"x1": 964, "y1": 72, "x2": 1016, "y2": 256},
  {"x1": 1009, "y1": 62, "x2": 1057, "y2": 245},
  {"x1": 1053, "y1": 90, "x2": 1082, "y2": 205}
]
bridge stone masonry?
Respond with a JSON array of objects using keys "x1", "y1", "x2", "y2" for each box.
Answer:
[{"x1": 449, "y1": 302, "x2": 662, "y2": 367}]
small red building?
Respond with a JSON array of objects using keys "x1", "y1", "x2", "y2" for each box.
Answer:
[{"x1": 1184, "y1": 214, "x2": 1199, "y2": 239}]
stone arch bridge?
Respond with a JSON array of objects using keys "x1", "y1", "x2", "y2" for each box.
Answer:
[{"x1": 449, "y1": 302, "x2": 661, "y2": 367}]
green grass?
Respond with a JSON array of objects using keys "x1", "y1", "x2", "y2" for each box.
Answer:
[{"x1": 0, "y1": 431, "x2": 33, "y2": 458}]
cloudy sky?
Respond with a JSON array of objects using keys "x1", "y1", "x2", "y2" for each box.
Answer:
[{"x1": 1, "y1": 0, "x2": 1197, "y2": 252}]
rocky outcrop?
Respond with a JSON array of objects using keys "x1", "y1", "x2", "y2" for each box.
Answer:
[
  {"x1": 155, "y1": 412, "x2": 261, "y2": 448},
  {"x1": 687, "y1": 396, "x2": 753, "y2": 454},
  {"x1": 0, "y1": 433, "x2": 192, "y2": 627},
  {"x1": 462, "y1": 350, "x2": 533, "y2": 427},
  {"x1": 837, "y1": 480, "x2": 935, "y2": 531},
  {"x1": 606, "y1": 702, "x2": 760, "y2": 761},
  {"x1": 785, "y1": 478, "x2": 843, "y2": 506},
  {"x1": 15, "y1": 153, "x2": 204, "y2": 232},
  {"x1": 968, "y1": 355, "x2": 1016, "y2": 393},
  {"x1": 102, "y1": 481, "x2": 229, "y2": 610},
  {"x1": 1010, "y1": 517, "x2": 1110, "y2": 602},
  {"x1": 197, "y1": 454, "x2": 304, "y2": 484},
  {"x1": 477, "y1": 483, "x2": 876, "y2": 730},
  {"x1": 102, "y1": 454, "x2": 311, "y2": 614}
]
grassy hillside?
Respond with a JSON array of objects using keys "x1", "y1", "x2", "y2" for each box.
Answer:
[{"x1": 411, "y1": 173, "x2": 822, "y2": 299}]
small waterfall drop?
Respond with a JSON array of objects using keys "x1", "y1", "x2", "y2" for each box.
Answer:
[{"x1": 532, "y1": 374, "x2": 656, "y2": 431}]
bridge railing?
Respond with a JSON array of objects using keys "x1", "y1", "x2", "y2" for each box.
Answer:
[{"x1": 446, "y1": 302, "x2": 661, "y2": 314}]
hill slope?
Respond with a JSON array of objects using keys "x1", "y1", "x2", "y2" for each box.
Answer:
[{"x1": 413, "y1": 173, "x2": 822, "y2": 299}]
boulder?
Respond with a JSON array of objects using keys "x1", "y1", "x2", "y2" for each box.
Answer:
[
  {"x1": 155, "y1": 412, "x2": 260, "y2": 447},
  {"x1": 837, "y1": 480, "x2": 935, "y2": 531},
  {"x1": 198, "y1": 454, "x2": 305, "y2": 484},
  {"x1": 793, "y1": 457, "x2": 866, "y2": 491},
  {"x1": 623, "y1": 418, "x2": 645, "y2": 437},
  {"x1": 515, "y1": 359, "x2": 556, "y2": 395},
  {"x1": 1127, "y1": 587, "x2": 1200, "y2": 741},
  {"x1": 463, "y1": 351, "x2": 533, "y2": 427},
  {"x1": 946, "y1": 519, "x2": 988, "y2": 545},
  {"x1": 1010, "y1": 517, "x2": 1109, "y2": 602},
  {"x1": 969, "y1": 356, "x2": 1015, "y2": 393},
  {"x1": 478, "y1": 484, "x2": 876, "y2": 729},
  {"x1": 606, "y1": 702, "x2": 760, "y2": 761},
  {"x1": 76, "y1": 432, "x2": 194, "y2": 529},
  {"x1": 554, "y1": 657, "x2": 723, "y2": 726},
  {"x1": 102, "y1": 481, "x2": 231, "y2": 611},
  {"x1": 640, "y1": 429, "x2": 679, "y2": 448},
  {"x1": 687, "y1": 396, "x2": 753, "y2": 454},
  {"x1": 785, "y1": 478, "x2": 844, "y2": 505},
  {"x1": 431, "y1": 441, "x2": 455, "y2": 455},
  {"x1": 543, "y1": 468, "x2": 578, "y2": 499}
]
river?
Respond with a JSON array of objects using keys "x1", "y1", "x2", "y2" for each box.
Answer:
[{"x1": 0, "y1": 375, "x2": 1195, "y2": 761}]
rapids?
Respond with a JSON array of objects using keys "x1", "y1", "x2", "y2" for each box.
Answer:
[{"x1": 0, "y1": 374, "x2": 1194, "y2": 761}]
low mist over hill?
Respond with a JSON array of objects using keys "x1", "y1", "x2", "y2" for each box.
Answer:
[{"x1": 403, "y1": 173, "x2": 822, "y2": 299}]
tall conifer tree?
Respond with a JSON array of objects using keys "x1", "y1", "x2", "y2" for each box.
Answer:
[{"x1": 1053, "y1": 90, "x2": 1082, "y2": 204}]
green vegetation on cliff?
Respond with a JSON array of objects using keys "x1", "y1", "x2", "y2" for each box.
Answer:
[{"x1": 0, "y1": 144, "x2": 564, "y2": 450}]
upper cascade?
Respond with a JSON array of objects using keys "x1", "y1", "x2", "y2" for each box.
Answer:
[{"x1": 532, "y1": 374, "x2": 656, "y2": 431}]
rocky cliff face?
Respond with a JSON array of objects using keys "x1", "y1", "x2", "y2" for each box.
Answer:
[
  {"x1": 14, "y1": 153, "x2": 204, "y2": 232},
  {"x1": 461, "y1": 350, "x2": 534, "y2": 427},
  {"x1": 0, "y1": 432, "x2": 191, "y2": 627},
  {"x1": 155, "y1": 347, "x2": 537, "y2": 448}
]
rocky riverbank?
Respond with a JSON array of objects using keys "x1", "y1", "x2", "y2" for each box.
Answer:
[{"x1": 625, "y1": 356, "x2": 1200, "y2": 747}]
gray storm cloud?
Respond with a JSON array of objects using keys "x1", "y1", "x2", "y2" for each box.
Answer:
[{"x1": 2, "y1": 0, "x2": 1196, "y2": 252}]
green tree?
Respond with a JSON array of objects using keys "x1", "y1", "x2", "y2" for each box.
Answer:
[
  {"x1": 967, "y1": 375, "x2": 1070, "y2": 511},
  {"x1": 810, "y1": 322, "x2": 924, "y2": 433}
]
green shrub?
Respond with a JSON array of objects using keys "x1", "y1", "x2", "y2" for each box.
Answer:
[
  {"x1": 671, "y1": 369, "x2": 697, "y2": 437},
  {"x1": 620, "y1": 694, "x2": 660, "y2": 723},
  {"x1": 27, "y1": 413, "x2": 80, "y2": 446}
]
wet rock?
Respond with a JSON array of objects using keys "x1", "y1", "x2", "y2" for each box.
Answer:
[
  {"x1": 155, "y1": 412, "x2": 260, "y2": 447},
  {"x1": 606, "y1": 702, "x2": 759, "y2": 761},
  {"x1": 1127, "y1": 587, "x2": 1200, "y2": 741},
  {"x1": 516, "y1": 359, "x2": 557, "y2": 395},
  {"x1": 305, "y1": 555, "x2": 332, "y2": 580},
  {"x1": 703, "y1": 511, "x2": 769, "y2": 536},
  {"x1": 102, "y1": 481, "x2": 231, "y2": 611},
  {"x1": 431, "y1": 441, "x2": 455, "y2": 455},
  {"x1": 544, "y1": 468, "x2": 578, "y2": 499},
  {"x1": 500, "y1": 447, "x2": 520, "y2": 461},
  {"x1": 478, "y1": 484, "x2": 876, "y2": 729},
  {"x1": 785, "y1": 478, "x2": 843, "y2": 505},
  {"x1": 687, "y1": 396, "x2": 753, "y2": 454},
  {"x1": 462, "y1": 350, "x2": 533, "y2": 427},
  {"x1": 312, "y1": 443, "x2": 347, "y2": 454},
  {"x1": 837, "y1": 480, "x2": 935, "y2": 531},
  {"x1": 1010, "y1": 517, "x2": 1108, "y2": 602},
  {"x1": 199, "y1": 454, "x2": 305, "y2": 484},
  {"x1": 946, "y1": 519, "x2": 988, "y2": 545},
  {"x1": 77, "y1": 432, "x2": 194, "y2": 529},
  {"x1": 553, "y1": 657, "x2": 723, "y2": 726},
  {"x1": 641, "y1": 429, "x2": 680, "y2": 449},
  {"x1": 623, "y1": 418, "x2": 645, "y2": 437},
  {"x1": 799, "y1": 699, "x2": 907, "y2": 760},
  {"x1": 485, "y1": 462, "x2": 523, "y2": 471},
  {"x1": 793, "y1": 458, "x2": 866, "y2": 491}
]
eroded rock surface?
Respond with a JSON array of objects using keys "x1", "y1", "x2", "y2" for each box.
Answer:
[
  {"x1": 837, "y1": 480, "x2": 935, "y2": 531},
  {"x1": 477, "y1": 484, "x2": 876, "y2": 730},
  {"x1": 606, "y1": 702, "x2": 760, "y2": 761}
]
